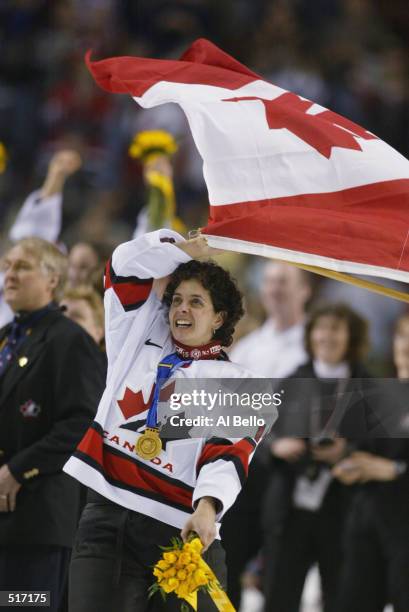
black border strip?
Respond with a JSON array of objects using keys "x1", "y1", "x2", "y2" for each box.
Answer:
[{"x1": 109, "y1": 259, "x2": 153, "y2": 285}]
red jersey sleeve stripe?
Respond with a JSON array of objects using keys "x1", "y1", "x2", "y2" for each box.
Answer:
[
  {"x1": 104, "y1": 259, "x2": 153, "y2": 311},
  {"x1": 197, "y1": 438, "x2": 255, "y2": 478}
]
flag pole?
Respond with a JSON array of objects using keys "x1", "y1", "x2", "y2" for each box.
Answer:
[
  {"x1": 286, "y1": 262, "x2": 409, "y2": 304},
  {"x1": 201, "y1": 232, "x2": 409, "y2": 303}
]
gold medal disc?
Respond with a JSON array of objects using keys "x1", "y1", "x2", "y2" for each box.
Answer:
[{"x1": 135, "y1": 427, "x2": 162, "y2": 460}]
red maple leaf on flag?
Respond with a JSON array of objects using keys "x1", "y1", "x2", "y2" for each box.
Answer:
[{"x1": 223, "y1": 92, "x2": 377, "y2": 158}]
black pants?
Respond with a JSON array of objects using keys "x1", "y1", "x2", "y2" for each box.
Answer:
[
  {"x1": 263, "y1": 508, "x2": 343, "y2": 612},
  {"x1": 221, "y1": 454, "x2": 269, "y2": 609},
  {"x1": 336, "y1": 495, "x2": 409, "y2": 612},
  {"x1": 69, "y1": 496, "x2": 227, "y2": 612},
  {"x1": 0, "y1": 546, "x2": 71, "y2": 612}
]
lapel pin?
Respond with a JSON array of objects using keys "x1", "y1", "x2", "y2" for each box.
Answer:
[{"x1": 18, "y1": 356, "x2": 28, "y2": 367}]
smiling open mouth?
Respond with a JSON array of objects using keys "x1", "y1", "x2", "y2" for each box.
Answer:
[{"x1": 175, "y1": 319, "x2": 192, "y2": 328}]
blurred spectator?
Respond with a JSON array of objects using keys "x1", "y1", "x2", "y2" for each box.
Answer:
[
  {"x1": 318, "y1": 278, "x2": 407, "y2": 369},
  {"x1": 262, "y1": 303, "x2": 370, "y2": 612},
  {"x1": 0, "y1": 149, "x2": 82, "y2": 328},
  {"x1": 230, "y1": 261, "x2": 311, "y2": 377},
  {"x1": 67, "y1": 242, "x2": 101, "y2": 288},
  {"x1": 61, "y1": 284, "x2": 104, "y2": 347},
  {"x1": 333, "y1": 312, "x2": 409, "y2": 612},
  {"x1": 9, "y1": 149, "x2": 81, "y2": 244},
  {"x1": 0, "y1": 237, "x2": 105, "y2": 612}
]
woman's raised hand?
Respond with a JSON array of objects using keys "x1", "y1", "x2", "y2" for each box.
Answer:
[
  {"x1": 176, "y1": 231, "x2": 226, "y2": 259},
  {"x1": 176, "y1": 235, "x2": 210, "y2": 259}
]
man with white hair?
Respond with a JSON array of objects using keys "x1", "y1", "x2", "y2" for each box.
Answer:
[{"x1": 0, "y1": 237, "x2": 104, "y2": 612}]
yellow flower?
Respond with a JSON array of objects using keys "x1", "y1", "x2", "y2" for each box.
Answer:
[
  {"x1": 164, "y1": 568, "x2": 176, "y2": 578},
  {"x1": 178, "y1": 552, "x2": 191, "y2": 566},
  {"x1": 129, "y1": 144, "x2": 142, "y2": 157},
  {"x1": 153, "y1": 567, "x2": 163, "y2": 579},
  {"x1": 157, "y1": 560, "x2": 169, "y2": 571},
  {"x1": 177, "y1": 569, "x2": 187, "y2": 581},
  {"x1": 163, "y1": 552, "x2": 178, "y2": 564},
  {"x1": 161, "y1": 582, "x2": 174, "y2": 594},
  {"x1": 0, "y1": 142, "x2": 7, "y2": 174},
  {"x1": 164, "y1": 578, "x2": 179, "y2": 593},
  {"x1": 128, "y1": 130, "x2": 178, "y2": 161},
  {"x1": 189, "y1": 538, "x2": 203, "y2": 554},
  {"x1": 187, "y1": 563, "x2": 197, "y2": 573},
  {"x1": 190, "y1": 552, "x2": 201, "y2": 563}
]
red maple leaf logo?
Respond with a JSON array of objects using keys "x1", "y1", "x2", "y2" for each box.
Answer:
[
  {"x1": 117, "y1": 382, "x2": 176, "y2": 420},
  {"x1": 223, "y1": 92, "x2": 377, "y2": 158},
  {"x1": 117, "y1": 386, "x2": 154, "y2": 420}
]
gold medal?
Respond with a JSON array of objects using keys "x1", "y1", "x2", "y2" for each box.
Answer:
[{"x1": 135, "y1": 427, "x2": 162, "y2": 460}]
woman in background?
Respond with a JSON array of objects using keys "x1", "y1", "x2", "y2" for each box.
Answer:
[
  {"x1": 263, "y1": 303, "x2": 370, "y2": 612},
  {"x1": 333, "y1": 312, "x2": 409, "y2": 612}
]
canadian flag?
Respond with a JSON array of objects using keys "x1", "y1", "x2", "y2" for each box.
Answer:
[{"x1": 86, "y1": 39, "x2": 409, "y2": 283}]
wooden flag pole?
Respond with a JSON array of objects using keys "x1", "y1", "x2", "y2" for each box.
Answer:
[
  {"x1": 286, "y1": 262, "x2": 409, "y2": 304},
  {"x1": 200, "y1": 230, "x2": 409, "y2": 303}
]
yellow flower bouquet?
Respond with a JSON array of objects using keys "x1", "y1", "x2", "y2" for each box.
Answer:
[
  {"x1": 129, "y1": 129, "x2": 178, "y2": 163},
  {"x1": 129, "y1": 129, "x2": 186, "y2": 234},
  {"x1": 150, "y1": 535, "x2": 235, "y2": 611}
]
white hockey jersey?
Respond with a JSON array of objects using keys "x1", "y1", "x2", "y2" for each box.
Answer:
[{"x1": 64, "y1": 229, "x2": 267, "y2": 532}]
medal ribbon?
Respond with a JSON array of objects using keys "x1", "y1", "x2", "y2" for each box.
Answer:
[{"x1": 145, "y1": 352, "x2": 192, "y2": 429}]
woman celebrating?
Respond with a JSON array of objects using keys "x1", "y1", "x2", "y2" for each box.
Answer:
[{"x1": 64, "y1": 229, "x2": 264, "y2": 611}]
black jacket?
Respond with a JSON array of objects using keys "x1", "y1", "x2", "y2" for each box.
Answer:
[
  {"x1": 352, "y1": 437, "x2": 409, "y2": 522},
  {"x1": 263, "y1": 360, "x2": 371, "y2": 526},
  {"x1": 0, "y1": 308, "x2": 105, "y2": 547}
]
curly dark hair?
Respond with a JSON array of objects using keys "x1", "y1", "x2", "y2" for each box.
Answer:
[
  {"x1": 305, "y1": 302, "x2": 369, "y2": 364},
  {"x1": 162, "y1": 260, "x2": 244, "y2": 347}
]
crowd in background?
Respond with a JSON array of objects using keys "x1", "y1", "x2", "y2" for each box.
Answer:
[
  {"x1": 1, "y1": 0, "x2": 409, "y2": 371},
  {"x1": 0, "y1": 2, "x2": 408, "y2": 611}
]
